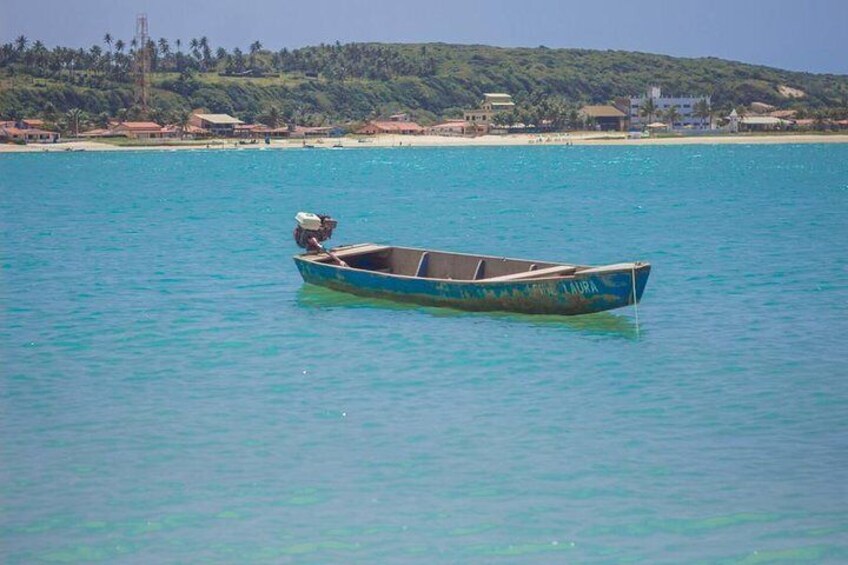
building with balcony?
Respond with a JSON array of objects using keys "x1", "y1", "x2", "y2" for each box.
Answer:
[
  {"x1": 628, "y1": 86, "x2": 711, "y2": 130},
  {"x1": 189, "y1": 113, "x2": 244, "y2": 137},
  {"x1": 463, "y1": 93, "x2": 515, "y2": 133}
]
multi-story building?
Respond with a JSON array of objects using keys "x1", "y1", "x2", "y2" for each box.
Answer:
[
  {"x1": 463, "y1": 93, "x2": 515, "y2": 133},
  {"x1": 190, "y1": 113, "x2": 244, "y2": 137},
  {"x1": 628, "y1": 86, "x2": 711, "y2": 130}
]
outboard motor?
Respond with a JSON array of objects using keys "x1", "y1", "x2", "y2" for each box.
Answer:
[
  {"x1": 294, "y1": 212, "x2": 347, "y2": 266},
  {"x1": 294, "y1": 212, "x2": 337, "y2": 250}
]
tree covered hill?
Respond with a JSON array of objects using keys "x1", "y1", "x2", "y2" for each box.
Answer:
[{"x1": 2, "y1": 38, "x2": 847, "y2": 129}]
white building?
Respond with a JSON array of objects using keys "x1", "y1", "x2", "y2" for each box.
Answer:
[{"x1": 628, "y1": 86, "x2": 711, "y2": 130}]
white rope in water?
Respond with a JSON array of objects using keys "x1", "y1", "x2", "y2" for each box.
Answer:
[{"x1": 631, "y1": 264, "x2": 640, "y2": 338}]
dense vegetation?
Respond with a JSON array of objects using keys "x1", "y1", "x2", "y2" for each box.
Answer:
[{"x1": 2, "y1": 34, "x2": 847, "y2": 132}]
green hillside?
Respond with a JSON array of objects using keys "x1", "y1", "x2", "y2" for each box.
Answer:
[{"x1": 2, "y1": 39, "x2": 847, "y2": 130}]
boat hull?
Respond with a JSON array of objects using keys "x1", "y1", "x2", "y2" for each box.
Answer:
[{"x1": 294, "y1": 254, "x2": 650, "y2": 316}]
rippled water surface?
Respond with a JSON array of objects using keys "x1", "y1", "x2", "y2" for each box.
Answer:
[{"x1": 2, "y1": 145, "x2": 847, "y2": 562}]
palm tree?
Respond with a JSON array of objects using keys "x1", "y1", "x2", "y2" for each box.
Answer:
[
  {"x1": 157, "y1": 38, "x2": 171, "y2": 71},
  {"x1": 734, "y1": 105, "x2": 748, "y2": 129},
  {"x1": 813, "y1": 110, "x2": 827, "y2": 131},
  {"x1": 189, "y1": 38, "x2": 200, "y2": 64},
  {"x1": 249, "y1": 40, "x2": 262, "y2": 69},
  {"x1": 232, "y1": 47, "x2": 246, "y2": 73},
  {"x1": 174, "y1": 38, "x2": 183, "y2": 71},
  {"x1": 693, "y1": 98, "x2": 711, "y2": 129},
  {"x1": 114, "y1": 39, "x2": 125, "y2": 54},
  {"x1": 89, "y1": 45, "x2": 102, "y2": 73},
  {"x1": 664, "y1": 105, "x2": 681, "y2": 129},
  {"x1": 567, "y1": 109, "x2": 580, "y2": 131},
  {"x1": 29, "y1": 40, "x2": 48, "y2": 71},
  {"x1": 66, "y1": 108, "x2": 84, "y2": 137},
  {"x1": 15, "y1": 35, "x2": 28, "y2": 52},
  {"x1": 639, "y1": 97, "x2": 657, "y2": 127},
  {"x1": 492, "y1": 111, "x2": 510, "y2": 128},
  {"x1": 177, "y1": 110, "x2": 191, "y2": 139},
  {"x1": 96, "y1": 112, "x2": 110, "y2": 128},
  {"x1": 103, "y1": 33, "x2": 114, "y2": 69},
  {"x1": 262, "y1": 106, "x2": 280, "y2": 128},
  {"x1": 146, "y1": 39, "x2": 158, "y2": 71},
  {"x1": 200, "y1": 37, "x2": 212, "y2": 71}
]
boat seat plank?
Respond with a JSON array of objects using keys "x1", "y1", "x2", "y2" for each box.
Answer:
[
  {"x1": 473, "y1": 259, "x2": 486, "y2": 280},
  {"x1": 311, "y1": 244, "x2": 389, "y2": 260},
  {"x1": 415, "y1": 252, "x2": 430, "y2": 277},
  {"x1": 483, "y1": 265, "x2": 577, "y2": 282}
]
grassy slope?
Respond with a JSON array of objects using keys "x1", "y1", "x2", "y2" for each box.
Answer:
[{"x1": 2, "y1": 43, "x2": 846, "y2": 123}]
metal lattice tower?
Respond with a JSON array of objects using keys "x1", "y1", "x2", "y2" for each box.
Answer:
[{"x1": 133, "y1": 13, "x2": 150, "y2": 115}]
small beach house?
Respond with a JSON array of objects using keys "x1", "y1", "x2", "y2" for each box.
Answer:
[
  {"x1": 1, "y1": 120, "x2": 59, "y2": 143},
  {"x1": 356, "y1": 121, "x2": 424, "y2": 135},
  {"x1": 580, "y1": 105, "x2": 628, "y2": 131},
  {"x1": 110, "y1": 121, "x2": 165, "y2": 139},
  {"x1": 427, "y1": 120, "x2": 471, "y2": 136}
]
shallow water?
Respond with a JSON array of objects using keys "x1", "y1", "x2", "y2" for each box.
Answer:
[{"x1": 2, "y1": 145, "x2": 847, "y2": 562}]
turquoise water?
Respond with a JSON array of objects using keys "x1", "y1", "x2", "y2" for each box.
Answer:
[{"x1": 2, "y1": 144, "x2": 847, "y2": 563}]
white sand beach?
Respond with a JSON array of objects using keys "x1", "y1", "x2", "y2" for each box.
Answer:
[{"x1": 3, "y1": 132, "x2": 848, "y2": 153}]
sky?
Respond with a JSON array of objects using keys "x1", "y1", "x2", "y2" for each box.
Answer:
[{"x1": 2, "y1": 0, "x2": 847, "y2": 74}]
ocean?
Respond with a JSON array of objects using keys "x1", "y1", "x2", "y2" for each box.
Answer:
[{"x1": 2, "y1": 144, "x2": 847, "y2": 562}]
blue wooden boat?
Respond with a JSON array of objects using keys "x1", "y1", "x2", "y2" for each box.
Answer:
[{"x1": 293, "y1": 243, "x2": 650, "y2": 316}]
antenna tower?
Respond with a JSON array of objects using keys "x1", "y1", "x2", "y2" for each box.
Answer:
[{"x1": 133, "y1": 13, "x2": 150, "y2": 115}]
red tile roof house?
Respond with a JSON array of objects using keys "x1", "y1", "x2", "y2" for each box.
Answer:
[
  {"x1": 356, "y1": 121, "x2": 424, "y2": 135},
  {"x1": 257, "y1": 125, "x2": 298, "y2": 139},
  {"x1": 159, "y1": 124, "x2": 181, "y2": 138},
  {"x1": 110, "y1": 121, "x2": 165, "y2": 139},
  {"x1": 1, "y1": 125, "x2": 60, "y2": 143},
  {"x1": 20, "y1": 119, "x2": 47, "y2": 129},
  {"x1": 233, "y1": 123, "x2": 269, "y2": 138},
  {"x1": 427, "y1": 120, "x2": 472, "y2": 136},
  {"x1": 159, "y1": 124, "x2": 210, "y2": 139},
  {"x1": 262, "y1": 126, "x2": 294, "y2": 138}
]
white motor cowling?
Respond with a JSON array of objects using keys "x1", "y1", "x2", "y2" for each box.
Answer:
[
  {"x1": 293, "y1": 212, "x2": 338, "y2": 251},
  {"x1": 295, "y1": 212, "x2": 323, "y2": 231}
]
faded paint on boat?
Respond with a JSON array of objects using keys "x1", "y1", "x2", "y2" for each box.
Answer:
[{"x1": 293, "y1": 245, "x2": 650, "y2": 316}]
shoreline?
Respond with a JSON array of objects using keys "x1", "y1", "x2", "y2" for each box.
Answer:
[{"x1": 3, "y1": 132, "x2": 848, "y2": 153}]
